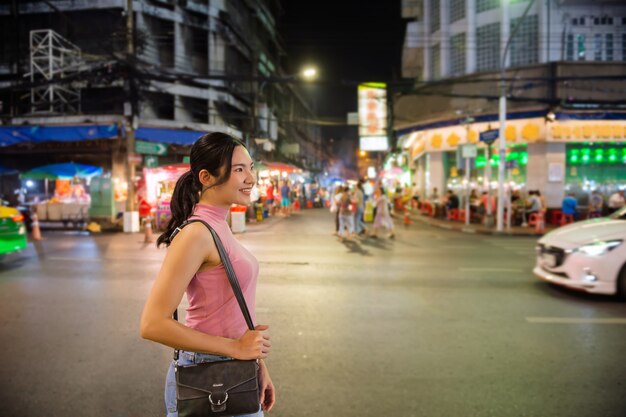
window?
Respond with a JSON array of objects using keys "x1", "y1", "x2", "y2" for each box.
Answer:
[
  {"x1": 594, "y1": 33, "x2": 603, "y2": 60},
  {"x1": 476, "y1": 23, "x2": 500, "y2": 71},
  {"x1": 430, "y1": 44, "x2": 441, "y2": 79},
  {"x1": 606, "y1": 33, "x2": 613, "y2": 61},
  {"x1": 510, "y1": 15, "x2": 539, "y2": 66},
  {"x1": 476, "y1": 0, "x2": 499, "y2": 13},
  {"x1": 580, "y1": 18, "x2": 585, "y2": 26},
  {"x1": 430, "y1": 0, "x2": 441, "y2": 33},
  {"x1": 566, "y1": 34, "x2": 574, "y2": 61},
  {"x1": 577, "y1": 34, "x2": 586, "y2": 60},
  {"x1": 572, "y1": 18, "x2": 578, "y2": 26},
  {"x1": 449, "y1": 0, "x2": 466, "y2": 23},
  {"x1": 623, "y1": 34, "x2": 626, "y2": 61},
  {"x1": 450, "y1": 33, "x2": 466, "y2": 75}
]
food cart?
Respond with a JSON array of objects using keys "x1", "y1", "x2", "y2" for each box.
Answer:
[{"x1": 142, "y1": 163, "x2": 189, "y2": 230}]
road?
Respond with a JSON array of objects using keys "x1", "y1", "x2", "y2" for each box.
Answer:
[{"x1": 1, "y1": 208, "x2": 625, "y2": 417}]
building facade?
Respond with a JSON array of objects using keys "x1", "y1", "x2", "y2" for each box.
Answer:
[
  {"x1": 397, "y1": 0, "x2": 626, "y2": 211},
  {"x1": 0, "y1": 0, "x2": 322, "y2": 181}
]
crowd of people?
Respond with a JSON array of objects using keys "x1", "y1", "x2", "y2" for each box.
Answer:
[
  {"x1": 424, "y1": 186, "x2": 626, "y2": 226},
  {"x1": 330, "y1": 180, "x2": 396, "y2": 241}
]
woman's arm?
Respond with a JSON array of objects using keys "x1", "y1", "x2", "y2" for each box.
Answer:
[{"x1": 140, "y1": 223, "x2": 270, "y2": 360}]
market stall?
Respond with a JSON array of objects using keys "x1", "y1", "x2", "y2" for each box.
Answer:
[
  {"x1": 141, "y1": 163, "x2": 189, "y2": 230},
  {"x1": 21, "y1": 162, "x2": 102, "y2": 225}
]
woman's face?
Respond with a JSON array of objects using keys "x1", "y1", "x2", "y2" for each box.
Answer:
[{"x1": 210, "y1": 146, "x2": 255, "y2": 206}]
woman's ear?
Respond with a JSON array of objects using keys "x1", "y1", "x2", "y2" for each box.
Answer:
[{"x1": 198, "y1": 169, "x2": 213, "y2": 187}]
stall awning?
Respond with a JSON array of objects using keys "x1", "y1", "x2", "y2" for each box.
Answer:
[
  {"x1": 0, "y1": 124, "x2": 118, "y2": 147},
  {"x1": 136, "y1": 128, "x2": 205, "y2": 145},
  {"x1": 262, "y1": 162, "x2": 302, "y2": 173}
]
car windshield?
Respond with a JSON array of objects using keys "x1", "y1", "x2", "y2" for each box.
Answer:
[{"x1": 608, "y1": 206, "x2": 626, "y2": 220}]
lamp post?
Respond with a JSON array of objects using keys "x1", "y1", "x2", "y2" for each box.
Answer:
[{"x1": 496, "y1": 0, "x2": 537, "y2": 232}]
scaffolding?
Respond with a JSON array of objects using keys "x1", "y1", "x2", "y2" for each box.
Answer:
[{"x1": 28, "y1": 29, "x2": 82, "y2": 113}]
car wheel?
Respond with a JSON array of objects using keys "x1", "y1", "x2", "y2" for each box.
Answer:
[{"x1": 618, "y1": 264, "x2": 626, "y2": 301}]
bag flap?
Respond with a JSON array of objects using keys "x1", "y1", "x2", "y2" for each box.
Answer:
[{"x1": 176, "y1": 360, "x2": 259, "y2": 400}]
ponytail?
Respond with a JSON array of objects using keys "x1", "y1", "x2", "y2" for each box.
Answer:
[{"x1": 157, "y1": 171, "x2": 199, "y2": 247}]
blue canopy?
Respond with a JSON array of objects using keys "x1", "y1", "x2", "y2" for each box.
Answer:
[
  {"x1": 136, "y1": 127, "x2": 205, "y2": 145},
  {"x1": 0, "y1": 124, "x2": 118, "y2": 147},
  {"x1": 0, "y1": 165, "x2": 18, "y2": 175},
  {"x1": 21, "y1": 162, "x2": 103, "y2": 180}
]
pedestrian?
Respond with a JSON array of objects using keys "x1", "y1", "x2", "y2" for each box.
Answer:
[
  {"x1": 354, "y1": 180, "x2": 367, "y2": 236},
  {"x1": 266, "y1": 180, "x2": 275, "y2": 216},
  {"x1": 280, "y1": 180, "x2": 291, "y2": 216},
  {"x1": 562, "y1": 191, "x2": 578, "y2": 220},
  {"x1": 331, "y1": 185, "x2": 344, "y2": 235},
  {"x1": 445, "y1": 189, "x2": 459, "y2": 217},
  {"x1": 338, "y1": 187, "x2": 356, "y2": 241},
  {"x1": 589, "y1": 189, "x2": 604, "y2": 217},
  {"x1": 608, "y1": 190, "x2": 625, "y2": 214},
  {"x1": 140, "y1": 132, "x2": 275, "y2": 417},
  {"x1": 371, "y1": 186, "x2": 395, "y2": 239}
]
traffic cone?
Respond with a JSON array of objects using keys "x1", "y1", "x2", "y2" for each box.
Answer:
[
  {"x1": 143, "y1": 216, "x2": 154, "y2": 243},
  {"x1": 403, "y1": 208, "x2": 411, "y2": 227},
  {"x1": 31, "y1": 213, "x2": 42, "y2": 241},
  {"x1": 535, "y1": 212, "x2": 545, "y2": 234}
]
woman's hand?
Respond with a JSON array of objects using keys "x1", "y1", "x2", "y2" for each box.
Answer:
[
  {"x1": 234, "y1": 325, "x2": 271, "y2": 360},
  {"x1": 258, "y1": 360, "x2": 276, "y2": 412}
]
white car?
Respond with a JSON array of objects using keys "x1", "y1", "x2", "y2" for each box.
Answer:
[{"x1": 534, "y1": 207, "x2": 626, "y2": 298}]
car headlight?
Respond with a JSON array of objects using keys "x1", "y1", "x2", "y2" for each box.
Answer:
[{"x1": 577, "y1": 240, "x2": 623, "y2": 256}]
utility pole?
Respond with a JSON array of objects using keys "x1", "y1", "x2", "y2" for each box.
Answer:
[
  {"x1": 497, "y1": 0, "x2": 537, "y2": 232},
  {"x1": 123, "y1": 0, "x2": 139, "y2": 232}
]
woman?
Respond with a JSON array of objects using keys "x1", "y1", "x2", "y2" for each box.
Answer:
[
  {"x1": 140, "y1": 132, "x2": 275, "y2": 417},
  {"x1": 338, "y1": 186, "x2": 356, "y2": 241},
  {"x1": 371, "y1": 186, "x2": 395, "y2": 239}
]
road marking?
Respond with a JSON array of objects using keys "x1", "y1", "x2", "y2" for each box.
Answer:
[
  {"x1": 459, "y1": 267, "x2": 525, "y2": 272},
  {"x1": 526, "y1": 317, "x2": 626, "y2": 324}
]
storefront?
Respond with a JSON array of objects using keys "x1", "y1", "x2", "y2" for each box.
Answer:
[{"x1": 397, "y1": 111, "x2": 626, "y2": 209}]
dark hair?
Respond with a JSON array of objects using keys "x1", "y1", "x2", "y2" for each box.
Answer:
[{"x1": 157, "y1": 132, "x2": 246, "y2": 247}]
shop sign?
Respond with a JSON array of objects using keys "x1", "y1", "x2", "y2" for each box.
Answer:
[
  {"x1": 182, "y1": 156, "x2": 190, "y2": 163},
  {"x1": 144, "y1": 155, "x2": 158, "y2": 168},
  {"x1": 136, "y1": 140, "x2": 168, "y2": 156},
  {"x1": 358, "y1": 83, "x2": 387, "y2": 136},
  {"x1": 461, "y1": 144, "x2": 477, "y2": 158},
  {"x1": 479, "y1": 129, "x2": 499, "y2": 144},
  {"x1": 128, "y1": 153, "x2": 142, "y2": 165}
]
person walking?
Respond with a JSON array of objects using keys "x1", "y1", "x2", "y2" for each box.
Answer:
[
  {"x1": 140, "y1": 132, "x2": 275, "y2": 417},
  {"x1": 371, "y1": 186, "x2": 395, "y2": 239},
  {"x1": 280, "y1": 180, "x2": 291, "y2": 216},
  {"x1": 338, "y1": 187, "x2": 356, "y2": 241},
  {"x1": 354, "y1": 180, "x2": 367, "y2": 236}
]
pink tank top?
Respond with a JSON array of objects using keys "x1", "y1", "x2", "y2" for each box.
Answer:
[{"x1": 184, "y1": 203, "x2": 259, "y2": 340}]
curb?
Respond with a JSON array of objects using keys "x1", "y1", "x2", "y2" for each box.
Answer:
[{"x1": 409, "y1": 213, "x2": 544, "y2": 237}]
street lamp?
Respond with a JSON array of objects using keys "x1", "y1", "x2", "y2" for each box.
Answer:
[
  {"x1": 497, "y1": 0, "x2": 537, "y2": 232},
  {"x1": 301, "y1": 66, "x2": 317, "y2": 81}
]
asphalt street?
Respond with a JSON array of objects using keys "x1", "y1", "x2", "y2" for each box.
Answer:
[{"x1": 1, "y1": 209, "x2": 625, "y2": 417}]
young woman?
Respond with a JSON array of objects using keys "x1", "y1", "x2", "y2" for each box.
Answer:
[
  {"x1": 371, "y1": 186, "x2": 395, "y2": 239},
  {"x1": 140, "y1": 132, "x2": 275, "y2": 417}
]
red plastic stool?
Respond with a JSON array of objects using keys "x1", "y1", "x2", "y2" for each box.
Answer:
[
  {"x1": 447, "y1": 208, "x2": 459, "y2": 221},
  {"x1": 560, "y1": 213, "x2": 574, "y2": 226},
  {"x1": 528, "y1": 213, "x2": 539, "y2": 226}
]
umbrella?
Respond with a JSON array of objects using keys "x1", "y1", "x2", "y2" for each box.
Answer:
[{"x1": 21, "y1": 162, "x2": 103, "y2": 180}]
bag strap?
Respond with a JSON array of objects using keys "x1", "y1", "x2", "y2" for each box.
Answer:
[{"x1": 171, "y1": 218, "x2": 255, "y2": 360}]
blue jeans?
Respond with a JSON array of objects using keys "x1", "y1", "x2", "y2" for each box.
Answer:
[
  {"x1": 354, "y1": 207, "x2": 365, "y2": 234},
  {"x1": 165, "y1": 351, "x2": 264, "y2": 417}
]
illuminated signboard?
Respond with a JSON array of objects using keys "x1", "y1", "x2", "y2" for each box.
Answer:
[
  {"x1": 358, "y1": 82, "x2": 388, "y2": 151},
  {"x1": 360, "y1": 136, "x2": 388, "y2": 151}
]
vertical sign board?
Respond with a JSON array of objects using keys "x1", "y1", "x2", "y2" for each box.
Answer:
[{"x1": 358, "y1": 82, "x2": 388, "y2": 151}]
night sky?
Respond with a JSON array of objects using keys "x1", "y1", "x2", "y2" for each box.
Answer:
[{"x1": 279, "y1": 0, "x2": 406, "y2": 158}]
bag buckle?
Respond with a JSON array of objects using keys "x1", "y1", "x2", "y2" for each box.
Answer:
[{"x1": 209, "y1": 392, "x2": 228, "y2": 413}]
